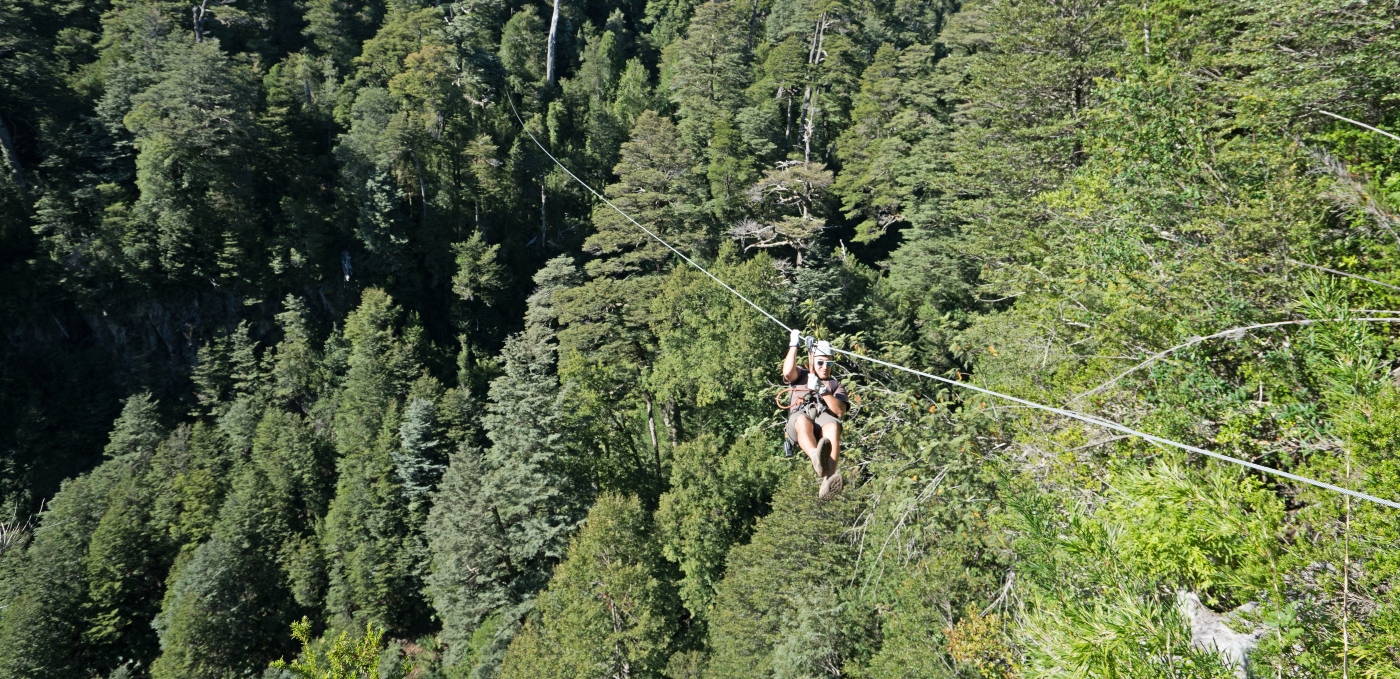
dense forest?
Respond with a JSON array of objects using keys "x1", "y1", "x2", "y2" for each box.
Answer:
[{"x1": 4, "y1": 0, "x2": 1400, "y2": 674}]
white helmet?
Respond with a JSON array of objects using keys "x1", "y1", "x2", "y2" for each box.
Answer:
[{"x1": 812, "y1": 340, "x2": 833, "y2": 358}]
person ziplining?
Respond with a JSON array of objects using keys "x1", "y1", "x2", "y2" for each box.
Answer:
[{"x1": 782, "y1": 329, "x2": 848, "y2": 500}]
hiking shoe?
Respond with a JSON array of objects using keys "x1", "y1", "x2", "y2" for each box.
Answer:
[
  {"x1": 819, "y1": 471, "x2": 844, "y2": 501},
  {"x1": 816, "y1": 437, "x2": 834, "y2": 476}
]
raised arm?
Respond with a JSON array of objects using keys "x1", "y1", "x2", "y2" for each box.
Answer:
[{"x1": 782, "y1": 329, "x2": 801, "y2": 383}]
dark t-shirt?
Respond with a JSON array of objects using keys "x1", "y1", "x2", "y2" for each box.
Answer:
[{"x1": 786, "y1": 367, "x2": 848, "y2": 408}]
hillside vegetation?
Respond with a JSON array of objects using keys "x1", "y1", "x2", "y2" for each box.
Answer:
[{"x1": 3, "y1": 0, "x2": 1400, "y2": 676}]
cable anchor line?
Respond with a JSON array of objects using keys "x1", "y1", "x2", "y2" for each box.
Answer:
[
  {"x1": 503, "y1": 90, "x2": 1400, "y2": 511},
  {"x1": 504, "y1": 93, "x2": 793, "y2": 334}
]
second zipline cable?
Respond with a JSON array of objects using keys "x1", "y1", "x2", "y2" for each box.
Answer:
[{"x1": 503, "y1": 91, "x2": 1400, "y2": 511}]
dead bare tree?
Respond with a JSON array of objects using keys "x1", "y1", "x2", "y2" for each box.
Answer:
[
  {"x1": 729, "y1": 161, "x2": 834, "y2": 263},
  {"x1": 192, "y1": 0, "x2": 210, "y2": 42},
  {"x1": 545, "y1": 0, "x2": 562, "y2": 86},
  {"x1": 0, "y1": 113, "x2": 24, "y2": 188},
  {"x1": 800, "y1": 12, "x2": 834, "y2": 164},
  {"x1": 0, "y1": 502, "x2": 41, "y2": 558}
]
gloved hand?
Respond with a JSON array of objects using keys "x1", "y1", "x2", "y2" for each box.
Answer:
[
  {"x1": 818, "y1": 381, "x2": 831, "y2": 396},
  {"x1": 807, "y1": 373, "x2": 819, "y2": 391},
  {"x1": 789, "y1": 328, "x2": 802, "y2": 347}
]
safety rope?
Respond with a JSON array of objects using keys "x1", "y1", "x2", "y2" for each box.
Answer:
[{"x1": 504, "y1": 91, "x2": 1400, "y2": 510}]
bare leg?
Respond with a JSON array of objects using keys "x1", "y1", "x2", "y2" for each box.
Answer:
[
  {"x1": 816, "y1": 420, "x2": 845, "y2": 499},
  {"x1": 794, "y1": 415, "x2": 823, "y2": 476},
  {"x1": 821, "y1": 421, "x2": 841, "y2": 470}
]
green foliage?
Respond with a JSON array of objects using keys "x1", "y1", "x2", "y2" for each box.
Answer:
[
  {"x1": 498, "y1": 493, "x2": 680, "y2": 679},
  {"x1": 707, "y1": 473, "x2": 873, "y2": 677},
  {"x1": 655, "y1": 432, "x2": 785, "y2": 615},
  {"x1": 649, "y1": 244, "x2": 788, "y2": 431},
  {"x1": 12, "y1": 0, "x2": 1400, "y2": 676},
  {"x1": 499, "y1": 6, "x2": 546, "y2": 88},
  {"x1": 394, "y1": 395, "x2": 446, "y2": 503},
  {"x1": 150, "y1": 418, "x2": 322, "y2": 678},
  {"x1": 322, "y1": 407, "x2": 430, "y2": 635},
  {"x1": 1106, "y1": 464, "x2": 1283, "y2": 601},
  {"x1": 451, "y1": 231, "x2": 505, "y2": 305},
  {"x1": 270, "y1": 617, "x2": 412, "y2": 679},
  {"x1": 103, "y1": 393, "x2": 166, "y2": 461},
  {"x1": 335, "y1": 288, "x2": 423, "y2": 457},
  {"x1": 81, "y1": 467, "x2": 167, "y2": 670},
  {"x1": 0, "y1": 466, "x2": 122, "y2": 679},
  {"x1": 583, "y1": 110, "x2": 709, "y2": 277},
  {"x1": 425, "y1": 259, "x2": 587, "y2": 677},
  {"x1": 1018, "y1": 590, "x2": 1237, "y2": 679},
  {"x1": 123, "y1": 41, "x2": 263, "y2": 286},
  {"x1": 664, "y1": 0, "x2": 751, "y2": 150},
  {"x1": 148, "y1": 422, "x2": 237, "y2": 553}
]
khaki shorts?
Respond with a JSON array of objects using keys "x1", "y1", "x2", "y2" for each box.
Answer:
[{"x1": 785, "y1": 402, "x2": 841, "y2": 443}]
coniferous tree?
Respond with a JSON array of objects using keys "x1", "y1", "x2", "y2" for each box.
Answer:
[
  {"x1": 832, "y1": 43, "x2": 925, "y2": 245},
  {"x1": 332, "y1": 288, "x2": 421, "y2": 455},
  {"x1": 322, "y1": 290, "x2": 431, "y2": 636},
  {"x1": 580, "y1": 110, "x2": 709, "y2": 278},
  {"x1": 102, "y1": 393, "x2": 166, "y2": 462},
  {"x1": 706, "y1": 474, "x2": 870, "y2": 677},
  {"x1": 498, "y1": 493, "x2": 680, "y2": 679},
  {"x1": 664, "y1": 0, "x2": 751, "y2": 150},
  {"x1": 612, "y1": 59, "x2": 656, "y2": 131},
  {"x1": 647, "y1": 243, "x2": 788, "y2": 437},
  {"x1": 302, "y1": 0, "x2": 387, "y2": 68},
  {"x1": 147, "y1": 423, "x2": 237, "y2": 558},
  {"x1": 0, "y1": 394, "x2": 167, "y2": 678},
  {"x1": 499, "y1": 6, "x2": 547, "y2": 89},
  {"x1": 654, "y1": 433, "x2": 783, "y2": 617},
  {"x1": 554, "y1": 113, "x2": 711, "y2": 493},
  {"x1": 151, "y1": 408, "x2": 329, "y2": 678},
  {"x1": 705, "y1": 113, "x2": 756, "y2": 220},
  {"x1": 150, "y1": 471, "x2": 300, "y2": 679},
  {"x1": 123, "y1": 41, "x2": 263, "y2": 288},
  {"x1": 426, "y1": 256, "x2": 586, "y2": 676},
  {"x1": 268, "y1": 296, "x2": 329, "y2": 413},
  {"x1": 80, "y1": 468, "x2": 168, "y2": 674},
  {"x1": 0, "y1": 467, "x2": 123, "y2": 679},
  {"x1": 10, "y1": 0, "x2": 1400, "y2": 675},
  {"x1": 394, "y1": 396, "x2": 445, "y2": 504}
]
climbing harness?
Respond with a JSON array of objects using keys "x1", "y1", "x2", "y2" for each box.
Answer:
[
  {"x1": 504, "y1": 90, "x2": 1400, "y2": 511},
  {"x1": 778, "y1": 370, "x2": 836, "y2": 457},
  {"x1": 776, "y1": 387, "x2": 798, "y2": 410}
]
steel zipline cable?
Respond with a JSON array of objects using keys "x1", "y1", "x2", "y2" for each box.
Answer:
[{"x1": 503, "y1": 91, "x2": 1400, "y2": 511}]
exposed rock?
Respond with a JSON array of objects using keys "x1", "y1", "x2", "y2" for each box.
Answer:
[{"x1": 1177, "y1": 591, "x2": 1266, "y2": 679}]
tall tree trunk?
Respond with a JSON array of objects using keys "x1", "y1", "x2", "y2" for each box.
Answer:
[
  {"x1": 413, "y1": 150, "x2": 428, "y2": 229},
  {"x1": 546, "y1": 0, "x2": 562, "y2": 86},
  {"x1": 0, "y1": 115, "x2": 23, "y2": 188},
  {"x1": 800, "y1": 13, "x2": 829, "y2": 164},
  {"x1": 192, "y1": 0, "x2": 209, "y2": 42},
  {"x1": 1142, "y1": 2, "x2": 1150, "y2": 58},
  {"x1": 664, "y1": 397, "x2": 679, "y2": 445},
  {"x1": 806, "y1": 86, "x2": 817, "y2": 163},
  {"x1": 490, "y1": 505, "x2": 516, "y2": 577},
  {"x1": 784, "y1": 91, "x2": 793, "y2": 141},
  {"x1": 643, "y1": 392, "x2": 661, "y2": 479},
  {"x1": 747, "y1": 0, "x2": 759, "y2": 52}
]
